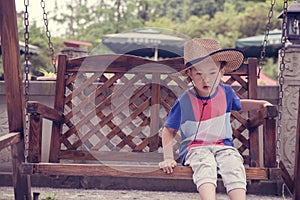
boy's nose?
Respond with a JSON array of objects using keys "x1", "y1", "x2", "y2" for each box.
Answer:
[{"x1": 202, "y1": 76, "x2": 210, "y2": 84}]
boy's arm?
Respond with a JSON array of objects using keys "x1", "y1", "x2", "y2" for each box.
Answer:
[
  {"x1": 240, "y1": 99, "x2": 273, "y2": 112},
  {"x1": 159, "y1": 126, "x2": 177, "y2": 174}
]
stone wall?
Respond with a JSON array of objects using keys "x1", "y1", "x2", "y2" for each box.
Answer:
[{"x1": 280, "y1": 47, "x2": 300, "y2": 177}]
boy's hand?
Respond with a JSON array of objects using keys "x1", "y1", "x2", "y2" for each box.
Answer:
[
  {"x1": 159, "y1": 159, "x2": 177, "y2": 174},
  {"x1": 263, "y1": 101, "x2": 273, "y2": 107}
]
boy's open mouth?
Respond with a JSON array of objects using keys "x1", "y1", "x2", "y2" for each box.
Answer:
[{"x1": 203, "y1": 86, "x2": 210, "y2": 90}]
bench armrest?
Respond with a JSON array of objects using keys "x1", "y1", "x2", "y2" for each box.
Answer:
[
  {"x1": 248, "y1": 105, "x2": 278, "y2": 128},
  {"x1": 0, "y1": 132, "x2": 21, "y2": 151},
  {"x1": 247, "y1": 105, "x2": 278, "y2": 168},
  {"x1": 27, "y1": 101, "x2": 64, "y2": 122},
  {"x1": 27, "y1": 101, "x2": 64, "y2": 163}
]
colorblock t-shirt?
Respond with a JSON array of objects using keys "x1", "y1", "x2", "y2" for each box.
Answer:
[{"x1": 164, "y1": 83, "x2": 242, "y2": 164}]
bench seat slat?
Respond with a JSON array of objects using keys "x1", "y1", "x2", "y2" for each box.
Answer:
[
  {"x1": 21, "y1": 162, "x2": 276, "y2": 180},
  {"x1": 59, "y1": 150, "x2": 163, "y2": 163}
]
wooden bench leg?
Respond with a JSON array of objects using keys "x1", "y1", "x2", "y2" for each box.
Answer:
[{"x1": 11, "y1": 142, "x2": 31, "y2": 200}]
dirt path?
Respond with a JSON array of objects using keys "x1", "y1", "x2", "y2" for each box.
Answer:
[{"x1": 0, "y1": 187, "x2": 292, "y2": 200}]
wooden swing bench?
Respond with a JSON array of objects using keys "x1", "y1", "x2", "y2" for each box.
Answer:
[{"x1": 17, "y1": 54, "x2": 280, "y2": 182}]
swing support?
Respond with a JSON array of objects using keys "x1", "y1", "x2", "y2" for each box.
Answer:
[{"x1": 0, "y1": 0, "x2": 31, "y2": 199}]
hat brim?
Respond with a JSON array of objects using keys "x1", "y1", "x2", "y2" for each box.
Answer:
[{"x1": 181, "y1": 49, "x2": 244, "y2": 75}]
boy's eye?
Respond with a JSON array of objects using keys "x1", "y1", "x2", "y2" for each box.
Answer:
[{"x1": 210, "y1": 72, "x2": 217, "y2": 75}]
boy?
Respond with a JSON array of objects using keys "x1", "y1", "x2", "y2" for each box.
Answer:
[{"x1": 159, "y1": 38, "x2": 272, "y2": 200}]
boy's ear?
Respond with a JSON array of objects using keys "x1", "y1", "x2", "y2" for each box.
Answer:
[
  {"x1": 184, "y1": 69, "x2": 193, "y2": 82},
  {"x1": 220, "y1": 67, "x2": 226, "y2": 76},
  {"x1": 186, "y1": 68, "x2": 192, "y2": 77}
]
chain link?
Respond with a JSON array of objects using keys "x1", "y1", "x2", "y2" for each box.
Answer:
[
  {"x1": 23, "y1": 0, "x2": 30, "y2": 161},
  {"x1": 258, "y1": 0, "x2": 276, "y2": 78},
  {"x1": 276, "y1": 0, "x2": 288, "y2": 168},
  {"x1": 40, "y1": 0, "x2": 56, "y2": 73}
]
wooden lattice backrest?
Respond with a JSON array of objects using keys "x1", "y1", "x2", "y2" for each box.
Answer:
[{"x1": 50, "y1": 54, "x2": 259, "y2": 166}]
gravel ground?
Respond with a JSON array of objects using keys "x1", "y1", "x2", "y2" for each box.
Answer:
[{"x1": 0, "y1": 187, "x2": 292, "y2": 200}]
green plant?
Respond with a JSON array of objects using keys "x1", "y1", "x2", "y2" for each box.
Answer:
[
  {"x1": 39, "y1": 68, "x2": 56, "y2": 77},
  {"x1": 0, "y1": 58, "x2": 3, "y2": 79},
  {"x1": 41, "y1": 192, "x2": 57, "y2": 200}
]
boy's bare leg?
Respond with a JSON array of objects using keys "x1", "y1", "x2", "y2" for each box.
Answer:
[
  {"x1": 228, "y1": 188, "x2": 246, "y2": 200},
  {"x1": 198, "y1": 183, "x2": 216, "y2": 200}
]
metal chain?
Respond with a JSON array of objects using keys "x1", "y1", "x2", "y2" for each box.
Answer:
[
  {"x1": 24, "y1": 0, "x2": 30, "y2": 102},
  {"x1": 276, "y1": 0, "x2": 288, "y2": 168},
  {"x1": 40, "y1": 0, "x2": 56, "y2": 73},
  {"x1": 258, "y1": 0, "x2": 276, "y2": 78},
  {"x1": 23, "y1": 0, "x2": 30, "y2": 161}
]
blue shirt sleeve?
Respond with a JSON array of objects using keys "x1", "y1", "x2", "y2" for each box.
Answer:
[
  {"x1": 164, "y1": 99, "x2": 181, "y2": 130},
  {"x1": 230, "y1": 86, "x2": 242, "y2": 111},
  {"x1": 223, "y1": 84, "x2": 242, "y2": 111}
]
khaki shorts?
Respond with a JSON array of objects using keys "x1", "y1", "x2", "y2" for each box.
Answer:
[{"x1": 184, "y1": 145, "x2": 247, "y2": 193}]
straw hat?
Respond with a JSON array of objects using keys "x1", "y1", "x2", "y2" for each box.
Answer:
[{"x1": 182, "y1": 38, "x2": 244, "y2": 73}]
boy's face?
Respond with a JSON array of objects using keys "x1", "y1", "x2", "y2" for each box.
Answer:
[{"x1": 186, "y1": 60, "x2": 224, "y2": 97}]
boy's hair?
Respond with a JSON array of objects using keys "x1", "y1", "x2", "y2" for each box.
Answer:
[
  {"x1": 220, "y1": 61, "x2": 227, "y2": 70},
  {"x1": 220, "y1": 62, "x2": 226, "y2": 84}
]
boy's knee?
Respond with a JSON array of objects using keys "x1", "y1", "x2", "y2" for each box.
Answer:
[
  {"x1": 194, "y1": 178, "x2": 217, "y2": 191},
  {"x1": 225, "y1": 181, "x2": 247, "y2": 193}
]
